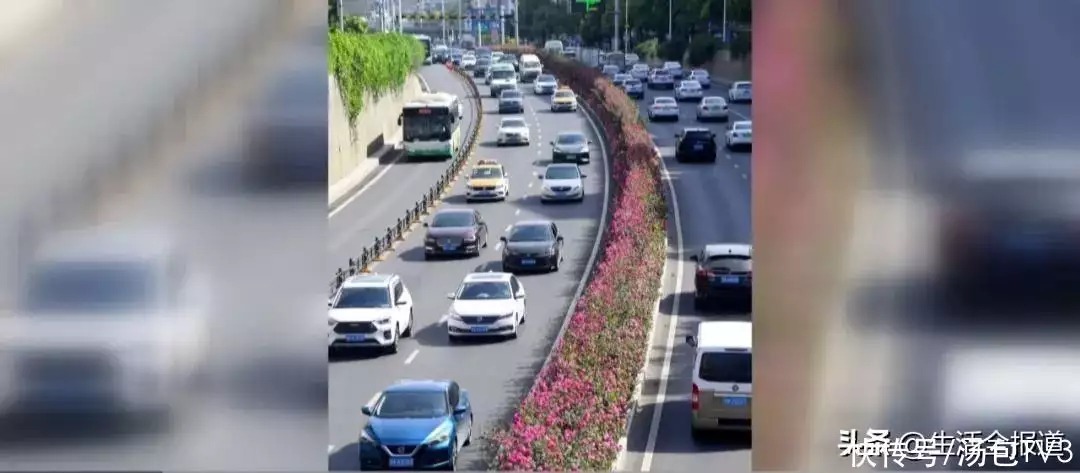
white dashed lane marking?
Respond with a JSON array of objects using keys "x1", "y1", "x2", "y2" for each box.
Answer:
[{"x1": 404, "y1": 349, "x2": 419, "y2": 365}]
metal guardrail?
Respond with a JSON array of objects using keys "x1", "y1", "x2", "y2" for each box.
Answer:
[{"x1": 328, "y1": 65, "x2": 482, "y2": 296}]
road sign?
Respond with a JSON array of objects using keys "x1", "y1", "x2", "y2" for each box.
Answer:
[{"x1": 571, "y1": 0, "x2": 601, "y2": 13}]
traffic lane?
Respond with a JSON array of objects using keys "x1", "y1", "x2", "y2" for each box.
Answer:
[
  {"x1": 329, "y1": 81, "x2": 606, "y2": 470},
  {"x1": 640, "y1": 87, "x2": 752, "y2": 173},
  {"x1": 615, "y1": 85, "x2": 751, "y2": 471},
  {"x1": 328, "y1": 65, "x2": 476, "y2": 273}
]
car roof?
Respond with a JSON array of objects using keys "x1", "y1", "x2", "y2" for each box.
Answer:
[
  {"x1": 732, "y1": 120, "x2": 752, "y2": 127},
  {"x1": 500, "y1": 117, "x2": 527, "y2": 124},
  {"x1": 462, "y1": 272, "x2": 513, "y2": 283},
  {"x1": 703, "y1": 243, "x2": 753, "y2": 257},
  {"x1": 681, "y1": 127, "x2": 712, "y2": 134},
  {"x1": 434, "y1": 207, "x2": 474, "y2": 216},
  {"x1": 702, "y1": 96, "x2": 726, "y2": 101},
  {"x1": 696, "y1": 321, "x2": 752, "y2": 350},
  {"x1": 475, "y1": 159, "x2": 501, "y2": 167},
  {"x1": 654, "y1": 96, "x2": 676, "y2": 101},
  {"x1": 733, "y1": 81, "x2": 752, "y2": 86},
  {"x1": 341, "y1": 273, "x2": 395, "y2": 288},
  {"x1": 680, "y1": 80, "x2": 700, "y2": 86},
  {"x1": 556, "y1": 131, "x2": 585, "y2": 137},
  {"x1": 384, "y1": 380, "x2": 451, "y2": 393},
  {"x1": 545, "y1": 163, "x2": 580, "y2": 170},
  {"x1": 512, "y1": 219, "x2": 553, "y2": 228}
]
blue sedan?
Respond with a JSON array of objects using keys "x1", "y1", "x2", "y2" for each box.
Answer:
[{"x1": 359, "y1": 380, "x2": 473, "y2": 470}]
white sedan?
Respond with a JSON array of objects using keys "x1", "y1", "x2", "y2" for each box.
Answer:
[
  {"x1": 647, "y1": 97, "x2": 680, "y2": 122},
  {"x1": 461, "y1": 54, "x2": 477, "y2": 69},
  {"x1": 728, "y1": 81, "x2": 752, "y2": 103},
  {"x1": 688, "y1": 69, "x2": 712, "y2": 88},
  {"x1": 674, "y1": 80, "x2": 704, "y2": 101},
  {"x1": 696, "y1": 96, "x2": 729, "y2": 122},
  {"x1": 725, "y1": 120, "x2": 753, "y2": 150},
  {"x1": 445, "y1": 272, "x2": 526, "y2": 341},
  {"x1": 496, "y1": 117, "x2": 531, "y2": 146}
]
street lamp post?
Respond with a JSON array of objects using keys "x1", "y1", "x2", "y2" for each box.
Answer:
[
  {"x1": 666, "y1": 0, "x2": 672, "y2": 41},
  {"x1": 721, "y1": 0, "x2": 728, "y2": 43}
]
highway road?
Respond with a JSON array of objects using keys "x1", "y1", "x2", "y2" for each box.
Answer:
[
  {"x1": 616, "y1": 77, "x2": 753, "y2": 471},
  {"x1": 328, "y1": 65, "x2": 473, "y2": 272},
  {"x1": 328, "y1": 71, "x2": 609, "y2": 469}
]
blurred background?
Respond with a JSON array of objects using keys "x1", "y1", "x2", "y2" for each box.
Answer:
[
  {"x1": 755, "y1": 0, "x2": 1080, "y2": 470},
  {"x1": 0, "y1": 0, "x2": 327, "y2": 470}
]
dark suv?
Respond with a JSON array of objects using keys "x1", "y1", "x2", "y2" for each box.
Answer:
[
  {"x1": 674, "y1": 128, "x2": 718, "y2": 163},
  {"x1": 692, "y1": 243, "x2": 752, "y2": 310}
]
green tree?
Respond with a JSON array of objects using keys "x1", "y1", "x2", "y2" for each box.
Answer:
[
  {"x1": 328, "y1": 0, "x2": 340, "y2": 31},
  {"x1": 344, "y1": 15, "x2": 368, "y2": 34}
]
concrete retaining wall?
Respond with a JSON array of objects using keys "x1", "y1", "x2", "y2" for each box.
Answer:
[{"x1": 329, "y1": 74, "x2": 424, "y2": 192}]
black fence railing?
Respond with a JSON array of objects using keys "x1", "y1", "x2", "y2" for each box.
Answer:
[{"x1": 328, "y1": 65, "x2": 482, "y2": 296}]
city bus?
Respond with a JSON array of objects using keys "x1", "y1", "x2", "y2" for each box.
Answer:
[
  {"x1": 399, "y1": 92, "x2": 463, "y2": 160},
  {"x1": 414, "y1": 34, "x2": 433, "y2": 64}
]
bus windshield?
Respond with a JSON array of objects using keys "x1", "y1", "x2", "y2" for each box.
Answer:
[{"x1": 403, "y1": 108, "x2": 452, "y2": 141}]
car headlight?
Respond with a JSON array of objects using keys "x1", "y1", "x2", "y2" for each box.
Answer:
[
  {"x1": 425, "y1": 425, "x2": 453, "y2": 446},
  {"x1": 360, "y1": 428, "x2": 378, "y2": 445},
  {"x1": 375, "y1": 317, "x2": 392, "y2": 325},
  {"x1": 497, "y1": 312, "x2": 515, "y2": 320}
]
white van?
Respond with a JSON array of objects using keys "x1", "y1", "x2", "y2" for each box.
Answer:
[
  {"x1": 544, "y1": 39, "x2": 564, "y2": 55},
  {"x1": 685, "y1": 321, "x2": 752, "y2": 437},
  {"x1": 519, "y1": 53, "x2": 543, "y2": 82}
]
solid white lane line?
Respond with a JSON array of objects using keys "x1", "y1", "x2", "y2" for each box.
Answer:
[
  {"x1": 504, "y1": 224, "x2": 512, "y2": 232},
  {"x1": 328, "y1": 445, "x2": 335, "y2": 453},
  {"x1": 514, "y1": 208, "x2": 521, "y2": 215},
  {"x1": 640, "y1": 146, "x2": 686, "y2": 472},
  {"x1": 328, "y1": 152, "x2": 403, "y2": 219},
  {"x1": 404, "y1": 349, "x2": 419, "y2": 365}
]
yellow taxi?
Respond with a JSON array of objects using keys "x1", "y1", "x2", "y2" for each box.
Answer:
[
  {"x1": 550, "y1": 86, "x2": 578, "y2": 112},
  {"x1": 465, "y1": 159, "x2": 510, "y2": 202}
]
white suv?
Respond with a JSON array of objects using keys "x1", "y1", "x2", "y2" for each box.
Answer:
[
  {"x1": 329, "y1": 273, "x2": 415, "y2": 354},
  {"x1": 445, "y1": 272, "x2": 527, "y2": 342}
]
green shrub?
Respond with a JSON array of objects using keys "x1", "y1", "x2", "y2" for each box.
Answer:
[
  {"x1": 343, "y1": 15, "x2": 368, "y2": 34},
  {"x1": 328, "y1": 31, "x2": 424, "y2": 123},
  {"x1": 633, "y1": 38, "x2": 659, "y2": 60},
  {"x1": 687, "y1": 33, "x2": 717, "y2": 66},
  {"x1": 659, "y1": 39, "x2": 687, "y2": 62}
]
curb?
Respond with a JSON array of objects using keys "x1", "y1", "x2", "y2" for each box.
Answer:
[{"x1": 611, "y1": 146, "x2": 670, "y2": 472}]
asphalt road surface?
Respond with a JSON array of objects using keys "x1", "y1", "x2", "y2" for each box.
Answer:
[
  {"x1": 329, "y1": 65, "x2": 471, "y2": 274},
  {"x1": 617, "y1": 77, "x2": 753, "y2": 471},
  {"x1": 328, "y1": 71, "x2": 609, "y2": 470}
]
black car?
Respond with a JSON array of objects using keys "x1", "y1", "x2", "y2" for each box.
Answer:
[
  {"x1": 473, "y1": 59, "x2": 491, "y2": 77},
  {"x1": 691, "y1": 243, "x2": 752, "y2": 310},
  {"x1": 674, "y1": 128, "x2": 718, "y2": 162},
  {"x1": 500, "y1": 220, "x2": 564, "y2": 273},
  {"x1": 423, "y1": 209, "x2": 489, "y2": 259}
]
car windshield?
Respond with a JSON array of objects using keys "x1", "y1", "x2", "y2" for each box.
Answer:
[
  {"x1": 698, "y1": 352, "x2": 752, "y2": 383},
  {"x1": 604, "y1": 66, "x2": 618, "y2": 72},
  {"x1": 555, "y1": 91, "x2": 574, "y2": 99},
  {"x1": 702, "y1": 98, "x2": 724, "y2": 105},
  {"x1": 23, "y1": 261, "x2": 157, "y2": 313},
  {"x1": 545, "y1": 166, "x2": 580, "y2": 180},
  {"x1": 625, "y1": 79, "x2": 641, "y2": 86},
  {"x1": 431, "y1": 212, "x2": 474, "y2": 227},
  {"x1": 736, "y1": 83, "x2": 751, "y2": 90},
  {"x1": 538, "y1": 75, "x2": 556, "y2": 83},
  {"x1": 501, "y1": 90, "x2": 522, "y2": 98},
  {"x1": 681, "y1": 82, "x2": 701, "y2": 89},
  {"x1": 458, "y1": 281, "x2": 512, "y2": 299},
  {"x1": 492, "y1": 70, "x2": 514, "y2": 79},
  {"x1": 403, "y1": 114, "x2": 451, "y2": 142},
  {"x1": 471, "y1": 167, "x2": 502, "y2": 178},
  {"x1": 477, "y1": 59, "x2": 491, "y2": 66},
  {"x1": 334, "y1": 286, "x2": 392, "y2": 309},
  {"x1": 502, "y1": 119, "x2": 526, "y2": 129},
  {"x1": 733, "y1": 122, "x2": 752, "y2": 130},
  {"x1": 615, "y1": 74, "x2": 631, "y2": 81},
  {"x1": 705, "y1": 255, "x2": 752, "y2": 272},
  {"x1": 374, "y1": 391, "x2": 448, "y2": 418},
  {"x1": 665, "y1": 62, "x2": 680, "y2": 68},
  {"x1": 509, "y1": 224, "x2": 553, "y2": 242},
  {"x1": 557, "y1": 133, "x2": 585, "y2": 145},
  {"x1": 655, "y1": 98, "x2": 676, "y2": 105},
  {"x1": 692, "y1": 70, "x2": 707, "y2": 76}
]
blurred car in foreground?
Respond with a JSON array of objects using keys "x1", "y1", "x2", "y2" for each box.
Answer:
[
  {"x1": 1, "y1": 226, "x2": 207, "y2": 421},
  {"x1": 358, "y1": 380, "x2": 473, "y2": 470}
]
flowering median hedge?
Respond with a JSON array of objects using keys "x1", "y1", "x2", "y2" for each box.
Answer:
[{"x1": 487, "y1": 45, "x2": 668, "y2": 471}]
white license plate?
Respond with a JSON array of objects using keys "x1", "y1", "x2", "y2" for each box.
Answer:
[
  {"x1": 470, "y1": 326, "x2": 489, "y2": 333},
  {"x1": 345, "y1": 334, "x2": 367, "y2": 342},
  {"x1": 389, "y1": 458, "x2": 414, "y2": 468}
]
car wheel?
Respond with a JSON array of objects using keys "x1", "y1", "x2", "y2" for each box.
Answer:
[
  {"x1": 387, "y1": 325, "x2": 400, "y2": 354},
  {"x1": 463, "y1": 415, "x2": 473, "y2": 446},
  {"x1": 423, "y1": 253, "x2": 432, "y2": 261},
  {"x1": 690, "y1": 427, "x2": 705, "y2": 443},
  {"x1": 448, "y1": 334, "x2": 459, "y2": 344},
  {"x1": 552, "y1": 254, "x2": 560, "y2": 272},
  {"x1": 509, "y1": 320, "x2": 519, "y2": 340},
  {"x1": 402, "y1": 310, "x2": 414, "y2": 337}
]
